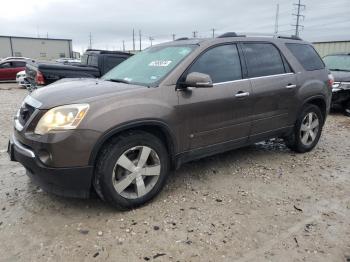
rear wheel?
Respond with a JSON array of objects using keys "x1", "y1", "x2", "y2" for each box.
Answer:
[
  {"x1": 285, "y1": 104, "x2": 324, "y2": 153},
  {"x1": 94, "y1": 131, "x2": 169, "y2": 210}
]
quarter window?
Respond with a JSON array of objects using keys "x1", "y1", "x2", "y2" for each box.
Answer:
[
  {"x1": 187, "y1": 44, "x2": 242, "y2": 83},
  {"x1": 242, "y1": 43, "x2": 286, "y2": 78},
  {"x1": 286, "y1": 43, "x2": 325, "y2": 71}
]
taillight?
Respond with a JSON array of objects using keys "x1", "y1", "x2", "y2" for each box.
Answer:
[
  {"x1": 327, "y1": 73, "x2": 334, "y2": 89},
  {"x1": 35, "y1": 71, "x2": 45, "y2": 85}
]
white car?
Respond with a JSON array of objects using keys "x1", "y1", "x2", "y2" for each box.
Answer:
[
  {"x1": 1, "y1": 56, "x2": 31, "y2": 62},
  {"x1": 16, "y1": 70, "x2": 27, "y2": 88}
]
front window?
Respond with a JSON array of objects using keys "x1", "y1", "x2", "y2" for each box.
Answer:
[
  {"x1": 102, "y1": 45, "x2": 196, "y2": 86},
  {"x1": 323, "y1": 55, "x2": 350, "y2": 72}
]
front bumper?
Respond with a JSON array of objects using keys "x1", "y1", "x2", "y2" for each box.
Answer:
[{"x1": 8, "y1": 134, "x2": 93, "y2": 198}]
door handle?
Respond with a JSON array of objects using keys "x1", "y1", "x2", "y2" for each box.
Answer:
[
  {"x1": 235, "y1": 91, "x2": 250, "y2": 98},
  {"x1": 286, "y1": 84, "x2": 297, "y2": 89}
]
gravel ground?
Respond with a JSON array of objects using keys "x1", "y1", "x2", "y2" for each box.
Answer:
[{"x1": 0, "y1": 83, "x2": 349, "y2": 262}]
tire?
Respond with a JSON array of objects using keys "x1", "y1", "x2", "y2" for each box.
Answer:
[
  {"x1": 285, "y1": 104, "x2": 324, "y2": 153},
  {"x1": 344, "y1": 100, "x2": 350, "y2": 117},
  {"x1": 94, "y1": 130, "x2": 170, "y2": 210}
]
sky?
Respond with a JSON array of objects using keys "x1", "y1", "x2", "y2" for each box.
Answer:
[{"x1": 0, "y1": 0, "x2": 349, "y2": 53}]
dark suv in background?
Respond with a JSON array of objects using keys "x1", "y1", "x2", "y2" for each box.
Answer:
[
  {"x1": 8, "y1": 33, "x2": 332, "y2": 209},
  {"x1": 323, "y1": 53, "x2": 350, "y2": 116}
]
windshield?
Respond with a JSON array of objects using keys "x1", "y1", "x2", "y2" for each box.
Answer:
[
  {"x1": 102, "y1": 45, "x2": 196, "y2": 86},
  {"x1": 323, "y1": 55, "x2": 350, "y2": 71}
]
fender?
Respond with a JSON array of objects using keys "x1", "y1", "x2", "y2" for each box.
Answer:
[{"x1": 88, "y1": 119, "x2": 177, "y2": 166}]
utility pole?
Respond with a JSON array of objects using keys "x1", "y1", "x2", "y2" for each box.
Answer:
[
  {"x1": 122, "y1": 40, "x2": 125, "y2": 52},
  {"x1": 139, "y1": 30, "x2": 142, "y2": 51},
  {"x1": 89, "y1": 32, "x2": 92, "y2": 49},
  {"x1": 172, "y1": 34, "x2": 176, "y2": 41},
  {"x1": 149, "y1": 36, "x2": 154, "y2": 46},
  {"x1": 132, "y1": 28, "x2": 135, "y2": 51},
  {"x1": 274, "y1": 3, "x2": 279, "y2": 36},
  {"x1": 192, "y1": 31, "x2": 198, "y2": 38},
  {"x1": 211, "y1": 28, "x2": 215, "y2": 38},
  {"x1": 292, "y1": 0, "x2": 305, "y2": 37}
]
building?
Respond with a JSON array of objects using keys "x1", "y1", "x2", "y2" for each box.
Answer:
[
  {"x1": 0, "y1": 35, "x2": 73, "y2": 60},
  {"x1": 313, "y1": 40, "x2": 350, "y2": 57}
]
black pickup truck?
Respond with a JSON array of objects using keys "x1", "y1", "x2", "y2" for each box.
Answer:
[{"x1": 26, "y1": 49, "x2": 132, "y2": 89}]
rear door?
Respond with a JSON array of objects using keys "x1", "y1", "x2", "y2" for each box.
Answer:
[
  {"x1": 178, "y1": 44, "x2": 253, "y2": 150},
  {"x1": 12, "y1": 61, "x2": 26, "y2": 79},
  {"x1": 0, "y1": 62, "x2": 13, "y2": 80},
  {"x1": 241, "y1": 42, "x2": 297, "y2": 138}
]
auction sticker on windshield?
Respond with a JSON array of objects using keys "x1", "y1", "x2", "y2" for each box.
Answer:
[{"x1": 149, "y1": 60, "x2": 172, "y2": 67}]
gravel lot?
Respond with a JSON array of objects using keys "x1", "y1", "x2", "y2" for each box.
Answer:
[{"x1": 0, "y1": 83, "x2": 349, "y2": 262}]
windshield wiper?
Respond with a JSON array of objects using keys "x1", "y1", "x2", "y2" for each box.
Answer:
[
  {"x1": 329, "y1": 68, "x2": 350, "y2": 72},
  {"x1": 106, "y1": 78, "x2": 130, "y2": 84}
]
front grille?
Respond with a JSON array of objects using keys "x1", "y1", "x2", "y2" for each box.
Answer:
[{"x1": 18, "y1": 103, "x2": 35, "y2": 126}]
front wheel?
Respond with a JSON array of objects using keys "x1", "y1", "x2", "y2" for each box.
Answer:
[
  {"x1": 94, "y1": 131, "x2": 170, "y2": 210},
  {"x1": 285, "y1": 104, "x2": 324, "y2": 153}
]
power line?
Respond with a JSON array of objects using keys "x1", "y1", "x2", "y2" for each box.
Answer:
[
  {"x1": 132, "y1": 28, "x2": 135, "y2": 51},
  {"x1": 292, "y1": 0, "x2": 305, "y2": 37},
  {"x1": 274, "y1": 4, "x2": 279, "y2": 36},
  {"x1": 139, "y1": 30, "x2": 142, "y2": 51},
  {"x1": 149, "y1": 36, "x2": 154, "y2": 46},
  {"x1": 89, "y1": 32, "x2": 92, "y2": 49}
]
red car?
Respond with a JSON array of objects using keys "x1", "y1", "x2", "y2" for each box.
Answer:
[{"x1": 0, "y1": 60, "x2": 26, "y2": 81}]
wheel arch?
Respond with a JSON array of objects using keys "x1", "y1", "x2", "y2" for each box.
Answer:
[
  {"x1": 89, "y1": 119, "x2": 177, "y2": 169},
  {"x1": 301, "y1": 95, "x2": 327, "y2": 123}
]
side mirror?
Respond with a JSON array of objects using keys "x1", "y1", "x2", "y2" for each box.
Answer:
[{"x1": 184, "y1": 72, "x2": 213, "y2": 88}]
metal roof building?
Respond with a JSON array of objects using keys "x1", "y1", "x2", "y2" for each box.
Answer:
[
  {"x1": 0, "y1": 35, "x2": 73, "y2": 60},
  {"x1": 313, "y1": 40, "x2": 350, "y2": 57}
]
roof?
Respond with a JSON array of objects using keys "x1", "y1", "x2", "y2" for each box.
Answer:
[{"x1": 0, "y1": 35, "x2": 72, "y2": 42}]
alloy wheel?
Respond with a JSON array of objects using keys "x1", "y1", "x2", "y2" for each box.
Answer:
[
  {"x1": 299, "y1": 112, "x2": 319, "y2": 146},
  {"x1": 112, "y1": 146, "x2": 161, "y2": 199}
]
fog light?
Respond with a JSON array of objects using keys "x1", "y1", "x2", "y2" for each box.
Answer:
[{"x1": 38, "y1": 150, "x2": 52, "y2": 165}]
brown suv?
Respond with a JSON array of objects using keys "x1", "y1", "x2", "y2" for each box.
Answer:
[{"x1": 8, "y1": 33, "x2": 333, "y2": 209}]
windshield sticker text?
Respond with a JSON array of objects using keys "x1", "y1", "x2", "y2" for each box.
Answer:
[{"x1": 148, "y1": 60, "x2": 172, "y2": 67}]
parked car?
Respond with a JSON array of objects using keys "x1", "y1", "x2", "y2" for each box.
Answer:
[
  {"x1": 323, "y1": 53, "x2": 350, "y2": 116},
  {"x1": 8, "y1": 33, "x2": 332, "y2": 209},
  {"x1": 16, "y1": 70, "x2": 28, "y2": 88},
  {"x1": 0, "y1": 60, "x2": 27, "y2": 81},
  {"x1": 25, "y1": 49, "x2": 132, "y2": 89}
]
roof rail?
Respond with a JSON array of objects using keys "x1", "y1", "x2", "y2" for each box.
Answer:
[
  {"x1": 277, "y1": 35, "x2": 302, "y2": 40},
  {"x1": 217, "y1": 32, "x2": 302, "y2": 40},
  {"x1": 175, "y1": 37, "x2": 190, "y2": 41}
]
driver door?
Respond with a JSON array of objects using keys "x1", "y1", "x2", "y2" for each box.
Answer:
[{"x1": 177, "y1": 44, "x2": 253, "y2": 150}]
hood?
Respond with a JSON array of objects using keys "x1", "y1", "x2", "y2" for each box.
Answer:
[
  {"x1": 330, "y1": 70, "x2": 350, "y2": 82},
  {"x1": 30, "y1": 78, "x2": 147, "y2": 109}
]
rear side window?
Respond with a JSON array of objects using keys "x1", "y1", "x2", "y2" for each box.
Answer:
[
  {"x1": 88, "y1": 55, "x2": 99, "y2": 67},
  {"x1": 187, "y1": 44, "x2": 242, "y2": 83},
  {"x1": 242, "y1": 43, "x2": 286, "y2": 78},
  {"x1": 13, "y1": 61, "x2": 26, "y2": 67},
  {"x1": 286, "y1": 43, "x2": 325, "y2": 71}
]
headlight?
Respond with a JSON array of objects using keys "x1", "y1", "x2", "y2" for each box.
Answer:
[
  {"x1": 332, "y1": 82, "x2": 340, "y2": 89},
  {"x1": 34, "y1": 104, "x2": 89, "y2": 135}
]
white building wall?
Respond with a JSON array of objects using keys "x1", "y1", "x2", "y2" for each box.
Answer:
[
  {"x1": 0, "y1": 37, "x2": 12, "y2": 58},
  {"x1": 313, "y1": 41, "x2": 350, "y2": 57},
  {"x1": 0, "y1": 36, "x2": 72, "y2": 60}
]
